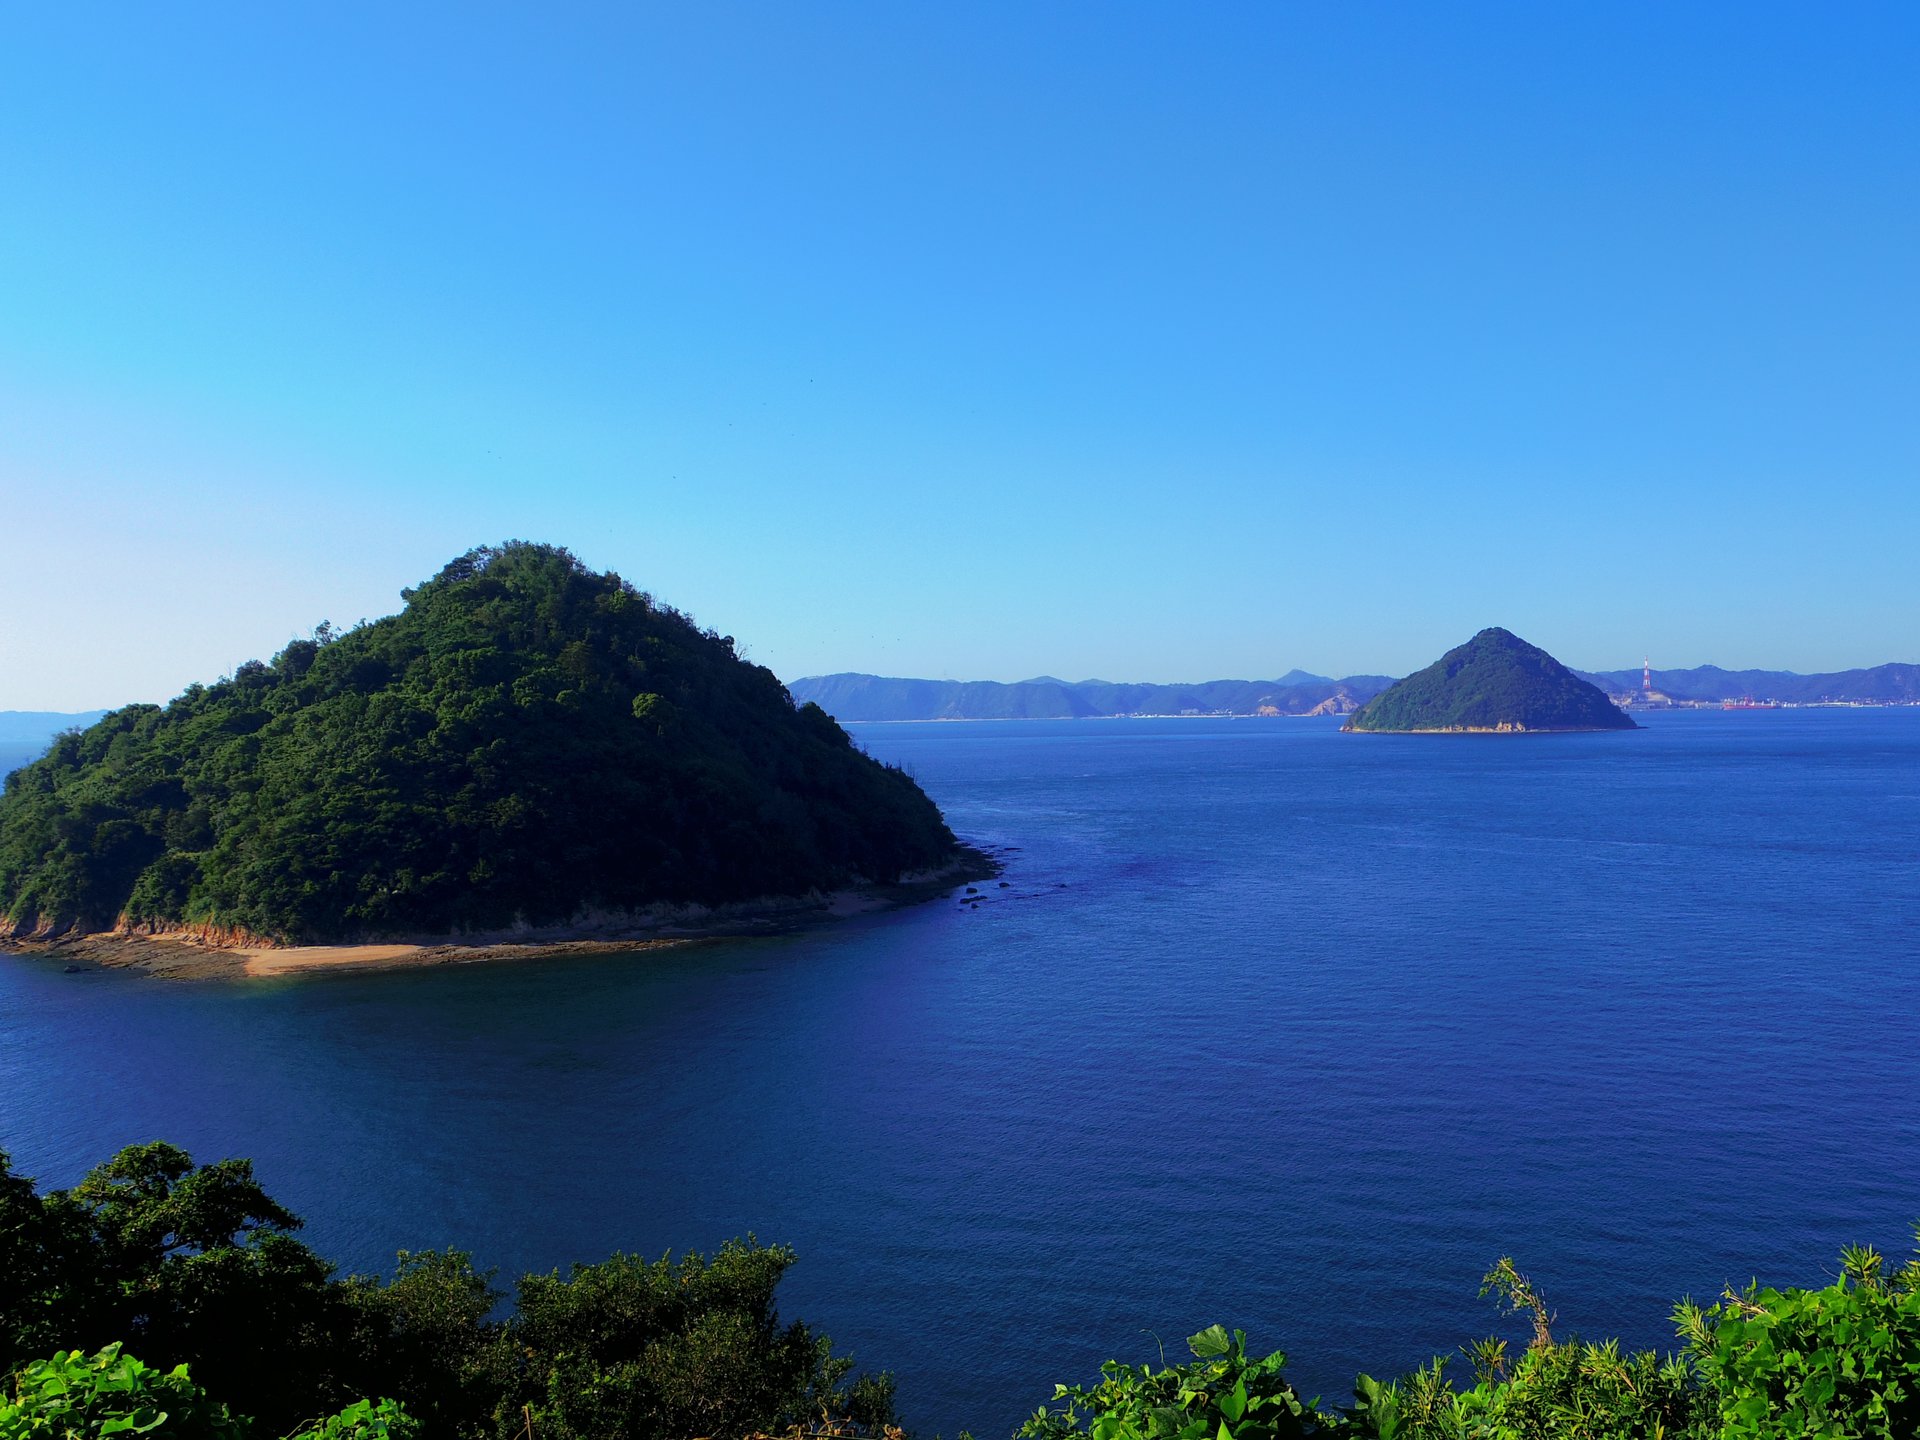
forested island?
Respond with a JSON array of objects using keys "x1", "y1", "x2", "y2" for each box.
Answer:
[
  {"x1": 4, "y1": 1140, "x2": 1915, "y2": 1440},
  {"x1": 0, "y1": 544, "x2": 975, "y2": 965},
  {"x1": 1343, "y1": 629, "x2": 1637, "y2": 734}
]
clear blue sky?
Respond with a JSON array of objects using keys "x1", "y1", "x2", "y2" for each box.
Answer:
[{"x1": 3, "y1": 3, "x2": 1915, "y2": 710}]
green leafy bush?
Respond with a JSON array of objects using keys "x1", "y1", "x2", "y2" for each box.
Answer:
[
  {"x1": 476, "y1": 1239, "x2": 896, "y2": 1440},
  {"x1": 1343, "y1": 1340, "x2": 1701, "y2": 1438},
  {"x1": 1338, "y1": 1257, "x2": 1702, "y2": 1437},
  {"x1": 1018, "y1": 1324, "x2": 1336, "y2": 1440},
  {"x1": 285, "y1": 1399, "x2": 420, "y2": 1440},
  {"x1": 1678, "y1": 1240, "x2": 1920, "y2": 1438},
  {"x1": 0, "y1": 1344, "x2": 243, "y2": 1440}
]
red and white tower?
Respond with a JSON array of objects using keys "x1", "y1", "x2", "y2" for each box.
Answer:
[{"x1": 1643, "y1": 656, "x2": 1653, "y2": 693}]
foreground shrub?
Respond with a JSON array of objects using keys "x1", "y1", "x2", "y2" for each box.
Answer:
[
  {"x1": 1018, "y1": 1324, "x2": 1337, "y2": 1440},
  {"x1": 1344, "y1": 1341, "x2": 1702, "y2": 1438},
  {"x1": 0, "y1": 1344, "x2": 416, "y2": 1440},
  {"x1": 1339, "y1": 1257, "x2": 1704, "y2": 1438},
  {"x1": 475, "y1": 1240, "x2": 896, "y2": 1440},
  {"x1": 1678, "y1": 1239, "x2": 1920, "y2": 1439},
  {"x1": 1021, "y1": 1244, "x2": 1920, "y2": 1438},
  {"x1": 0, "y1": 1345, "x2": 244, "y2": 1440},
  {"x1": 286, "y1": 1398, "x2": 421, "y2": 1440},
  {"x1": 0, "y1": 1145, "x2": 894, "y2": 1440},
  {"x1": 0, "y1": 1143, "x2": 365, "y2": 1434},
  {"x1": 9, "y1": 1140, "x2": 1920, "y2": 1438}
]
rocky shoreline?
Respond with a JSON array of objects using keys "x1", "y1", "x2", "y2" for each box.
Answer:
[
  {"x1": 1341, "y1": 723, "x2": 1631, "y2": 734},
  {"x1": 0, "y1": 845, "x2": 1004, "y2": 981}
]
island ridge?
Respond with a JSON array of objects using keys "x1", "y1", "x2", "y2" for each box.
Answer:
[
  {"x1": 1342, "y1": 628, "x2": 1638, "y2": 733},
  {"x1": 0, "y1": 543, "x2": 973, "y2": 955}
]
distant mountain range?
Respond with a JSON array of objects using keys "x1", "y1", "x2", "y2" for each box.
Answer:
[
  {"x1": 785, "y1": 673, "x2": 1397, "y2": 721},
  {"x1": 790, "y1": 661, "x2": 1920, "y2": 720},
  {"x1": 1572, "y1": 664, "x2": 1920, "y2": 704}
]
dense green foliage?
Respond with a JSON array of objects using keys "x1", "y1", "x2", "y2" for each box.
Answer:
[
  {"x1": 0, "y1": 1144, "x2": 895, "y2": 1440},
  {"x1": 1678, "y1": 1243, "x2": 1920, "y2": 1438},
  {"x1": 1020, "y1": 1247, "x2": 1920, "y2": 1439},
  {"x1": 0, "y1": 1344, "x2": 414, "y2": 1440},
  {"x1": 7, "y1": 1142, "x2": 1920, "y2": 1438},
  {"x1": 1017, "y1": 1325, "x2": 1328, "y2": 1440},
  {"x1": 1343, "y1": 629, "x2": 1635, "y2": 733},
  {"x1": 0, "y1": 544, "x2": 955, "y2": 942},
  {"x1": 0, "y1": 1344, "x2": 247, "y2": 1440}
]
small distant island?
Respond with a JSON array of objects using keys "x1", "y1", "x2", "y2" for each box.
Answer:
[
  {"x1": 0, "y1": 543, "x2": 986, "y2": 976},
  {"x1": 1342, "y1": 628, "x2": 1638, "y2": 734}
]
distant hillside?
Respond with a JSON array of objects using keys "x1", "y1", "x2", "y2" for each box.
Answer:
[
  {"x1": 1345, "y1": 629, "x2": 1636, "y2": 733},
  {"x1": 1577, "y1": 662, "x2": 1920, "y2": 704},
  {"x1": 0, "y1": 544, "x2": 959, "y2": 944},
  {"x1": 786, "y1": 673, "x2": 1395, "y2": 721}
]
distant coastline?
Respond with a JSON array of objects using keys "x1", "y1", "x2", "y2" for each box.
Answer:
[
  {"x1": 9, "y1": 654, "x2": 1919, "y2": 760},
  {"x1": 785, "y1": 673, "x2": 1391, "y2": 723},
  {"x1": 1341, "y1": 723, "x2": 1634, "y2": 735},
  {"x1": 841, "y1": 708, "x2": 1916, "y2": 726},
  {"x1": 841, "y1": 711, "x2": 1353, "y2": 724},
  {"x1": 787, "y1": 661, "x2": 1920, "y2": 724}
]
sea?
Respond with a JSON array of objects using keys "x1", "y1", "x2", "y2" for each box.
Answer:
[{"x1": 3, "y1": 710, "x2": 1918, "y2": 1435}]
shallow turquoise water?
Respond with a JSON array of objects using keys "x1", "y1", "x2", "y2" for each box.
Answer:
[{"x1": 3, "y1": 710, "x2": 1918, "y2": 1433}]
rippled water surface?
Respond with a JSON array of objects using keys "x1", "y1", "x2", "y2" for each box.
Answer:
[{"x1": 4, "y1": 711, "x2": 1918, "y2": 1432}]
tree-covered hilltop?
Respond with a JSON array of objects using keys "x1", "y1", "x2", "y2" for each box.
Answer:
[
  {"x1": 1343, "y1": 629, "x2": 1637, "y2": 733},
  {"x1": 0, "y1": 544, "x2": 959, "y2": 944}
]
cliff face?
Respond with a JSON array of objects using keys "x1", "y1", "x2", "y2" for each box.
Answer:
[
  {"x1": 0, "y1": 544, "x2": 959, "y2": 944},
  {"x1": 1343, "y1": 629, "x2": 1638, "y2": 734}
]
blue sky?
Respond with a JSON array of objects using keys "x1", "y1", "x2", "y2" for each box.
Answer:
[{"x1": 3, "y1": 3, "x2": 1915, "y2": 710}]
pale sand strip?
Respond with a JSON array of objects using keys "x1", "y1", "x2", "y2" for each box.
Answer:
[
  {"x1": 240, "y1": 944, "x2": 440, "y2": 977},
  {"x1": 236, "y1": 938, "x2": 688, "y2": 978}
]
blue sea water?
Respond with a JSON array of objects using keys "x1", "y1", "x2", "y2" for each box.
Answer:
[
  {"x1": 0, "y1": 744, "x2": 43, "y2": 780},
  {"x1": 3, "y1": 710, "x2": 1918, "y2": 1434}
]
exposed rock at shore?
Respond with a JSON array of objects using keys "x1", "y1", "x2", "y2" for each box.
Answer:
[{"x1": 3, "y1": 846, "x2": 1003, "y2": 980}]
